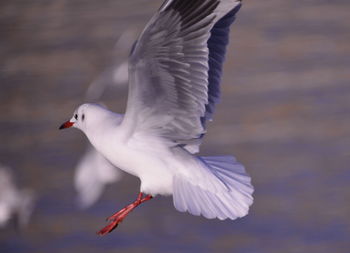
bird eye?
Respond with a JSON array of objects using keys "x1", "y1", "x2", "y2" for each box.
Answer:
[
  {"x1": 82, "y1": 114, "x2": 85, "y2": 121},
  {"x1": 74, "y1": 114, "x2": 78, "y2": 120}
]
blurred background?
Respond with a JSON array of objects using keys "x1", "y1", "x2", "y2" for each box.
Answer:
[{"x1": 1, "y1": 0, "x2": 350, "y2": 252}]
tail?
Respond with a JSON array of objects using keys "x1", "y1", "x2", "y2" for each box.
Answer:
[{"x1": 173, "y1": 156, "x2": 254, "y2": 220}]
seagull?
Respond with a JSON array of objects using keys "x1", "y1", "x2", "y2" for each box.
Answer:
[
  {"x1": 75, "y1": 145, "x2": 122, "y2": 208},
  {"x1": 60, "y1": 0, "x2": 253, "y2": 235},
  {"x1": 0, "y1": 165, "x2": 35, "y2": 229},
  {"x1": 85, "y1": 28, "x2": 137, "y2": 101}
]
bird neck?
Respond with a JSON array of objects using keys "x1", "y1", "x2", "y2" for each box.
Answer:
[{"x1": 83, "y1": 112, "x2": 124, "y2": 155}]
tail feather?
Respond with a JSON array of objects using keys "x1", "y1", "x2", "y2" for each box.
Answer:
[
  {"x1": 204, "y1": 156, "x2": 254, "y2": 197},
  {"x1": 173, "y1": 156, "x2": 254, "y2": 220}
]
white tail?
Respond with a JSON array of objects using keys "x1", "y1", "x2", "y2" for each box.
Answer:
[{"x1": 173, "y1": 156, "x2": 254, "y2": 220}]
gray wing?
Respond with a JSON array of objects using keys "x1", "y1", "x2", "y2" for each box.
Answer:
[{"x1": 122, "y1": 0, "x2": 242, "y2": 146}]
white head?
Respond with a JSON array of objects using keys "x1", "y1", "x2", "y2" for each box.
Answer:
[{"x1": 59, "y1": 103, "x2": 108, "y2": 132}]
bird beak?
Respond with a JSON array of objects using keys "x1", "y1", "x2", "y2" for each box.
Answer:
[{"x1": 59, "y1": 121, "x2": 74, "y2": 130}]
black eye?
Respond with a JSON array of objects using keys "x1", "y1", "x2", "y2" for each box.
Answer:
[
  {"x1": 82, "y1": 114, "x2": 85, "y2": 121},
  {"x1": 74, "y1": 114, "x2": 78, "y2": 120}
]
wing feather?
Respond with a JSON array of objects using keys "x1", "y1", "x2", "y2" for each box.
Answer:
[{"x1": 122, "y1": 0, "x2": 242, "y2": 147}]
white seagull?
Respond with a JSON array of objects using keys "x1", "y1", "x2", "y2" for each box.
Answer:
[
  {"x1": 85, "y1": 28, "x2": 137, "y2": 101},
  {"x1": 60, "y1": 0, "x2": 253, "y2": 235},
  {"x1": 0, "y1": 165, "x2": 35, "y2": 229},
  {"x1": 75, "y1": 145, "x2": 122, "y2": 209}
]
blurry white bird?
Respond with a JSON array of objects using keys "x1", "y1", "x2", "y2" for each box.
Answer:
[
  {"x1": 75, "y1": 145, "x2": 122, "y2": 208},
  {"x1": 0, "y1": 165, "x2": 35, "y2": 229},
  {"x1": 85, "y1": 29, "x2": 137, "y2": 101},
  {"x1": 75, "y1": 30, "x2": 138, "y2": 208},
  {"x1": 60, "y1": 0, "x2": 253, "y2": 235}
]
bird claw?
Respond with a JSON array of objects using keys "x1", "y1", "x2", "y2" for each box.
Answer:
[
  {"x1": 97, "y1": 193, "x2": 152, "y2": 235},
  {"x1": 97, "y1": 219, "x2": 121, "y2": 236},
  {"x1": 105, "y1": 216, "x2": 114, "y2": 222},
  {"x1": 99, "y1": 209, "x2": 129, "y2": 235}
]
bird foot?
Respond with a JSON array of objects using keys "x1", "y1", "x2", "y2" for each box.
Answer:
[
  {"x1": 98, "y1": 213, "x2": 129, "y2": 236},
  {"x1": 97, "y1": 218, "x2": 121, "y2": 235},
  {"x1": 97, "y1": 192, "x2": 152, "y2": 236},
  {"x1": 98, "y1": 204, "x2": 134, "y2": 235}
]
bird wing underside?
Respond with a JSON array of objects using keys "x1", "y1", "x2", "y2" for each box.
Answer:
[{"x1": 122, "y1": 0, "x2": 242, "y2": 148}]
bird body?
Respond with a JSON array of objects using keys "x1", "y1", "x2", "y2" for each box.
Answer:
[
  {"x1": 69, "y1": 102, "x2": 253, "y2": 220},
  {"x1": 60, "y1": 0, "x2": 254, "y2": 234},
  {"x1": 73, "y1": 105, "x2": 173, "y2": 195}
]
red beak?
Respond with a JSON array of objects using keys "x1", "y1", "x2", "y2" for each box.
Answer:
[{"x1": 59, "y1": 121, "x2": 74, "y2": 130}]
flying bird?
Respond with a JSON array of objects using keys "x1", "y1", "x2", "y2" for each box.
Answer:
[
  {"x1": 75, "y1": 145, "x2": 122, "y2": 209},
  {"x1": 60, "y1": 0, "x2": 253, "y2": 235},
  {"x1": 85, "y1": 28, "x2": 136, "y2": 101},
  {"x1": 0, "y1": 165, "x2": 35, "y2": 229}
]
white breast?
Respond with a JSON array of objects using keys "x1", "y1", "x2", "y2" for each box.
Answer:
[{"x1": 88, "y1": 128, "x2": 176, "y2": 196}]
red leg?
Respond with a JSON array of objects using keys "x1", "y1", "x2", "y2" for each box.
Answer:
[
  {"x1": 97, "y1": 192, "x2": 152, "y2": 236},
  {"x1": 106, "y1": 192, "x2": 144, "y2": 221}
]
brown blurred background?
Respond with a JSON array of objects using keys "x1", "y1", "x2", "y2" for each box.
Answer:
[{"x1": 1, "y1": 0, "x2": 350, "y2": 252}]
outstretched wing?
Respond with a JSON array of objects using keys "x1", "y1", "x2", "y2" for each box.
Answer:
[{"x1": 122, "y1": 0, "x2": 242, "y2": 147}]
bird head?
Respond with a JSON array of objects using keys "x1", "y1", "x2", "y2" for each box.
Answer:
[{"x1": 59, "y1": 104, "x2": 92, "y2": 131}]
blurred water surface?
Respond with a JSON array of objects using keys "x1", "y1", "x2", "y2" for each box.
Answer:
[{"x1": 1, "y1": 0, "x2": 350, "y2": 252}]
